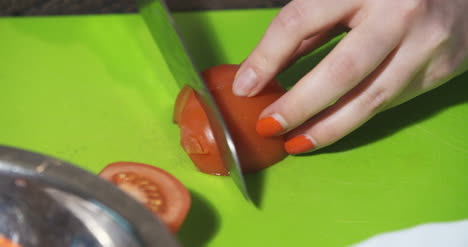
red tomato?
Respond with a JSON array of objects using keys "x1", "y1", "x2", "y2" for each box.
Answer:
[
  {"x1": 175, "y1": 64, "x2": 287, "y2": 175},
  {"x1": 177, "y1": 86, "x2": 227, "y2": 175},
  {"x1": 99, "y1": 162, "x2": 191, "y2": 233},
  {"x1": 173, "y1": 85, "x2": 193, "y2": 124}
]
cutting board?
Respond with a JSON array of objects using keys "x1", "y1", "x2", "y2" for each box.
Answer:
[{"x1": 1, "y1": 9, "x2": 467, "y2": 247}]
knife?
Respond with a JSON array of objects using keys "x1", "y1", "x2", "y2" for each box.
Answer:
[{"x1": 136, "y1": 0, "x2": 250, "y2": 200}]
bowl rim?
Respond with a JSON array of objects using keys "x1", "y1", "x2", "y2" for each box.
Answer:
[{"x1": 0, "y1": 145, "x2": 181, "y2": 247}]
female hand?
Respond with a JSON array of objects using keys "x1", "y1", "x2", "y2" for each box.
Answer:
[{"x1": 232, "y1": 0, "x2": 468, "y2": 154}]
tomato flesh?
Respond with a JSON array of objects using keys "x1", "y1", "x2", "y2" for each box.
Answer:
[
  {"x1": 111, "y1": 171, "x2": 167, "y2": 213},
  {"x1": 175, "y1": 64, "x2": 287, "y2": 175},
  {"x1": 99, "y1": 162, "x2": 191, "y2": 233},
  {"x1": 173, "y1": 85, "x2": 193, "y2": 124},
  {"x1": 178, "y1": 86, "x2": 227, "y2": 175}
]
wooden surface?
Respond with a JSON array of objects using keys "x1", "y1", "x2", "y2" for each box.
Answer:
[{"x1": 0, "y1": 0, "x2": 289, "y2": 16}]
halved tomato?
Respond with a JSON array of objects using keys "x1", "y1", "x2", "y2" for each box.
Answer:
[
  {"x1": 99, "y1": 162, "x2": 191, "y2": 233},
  {"x1": 175, "y1": 64, "x2": 287, "y2": 175}
]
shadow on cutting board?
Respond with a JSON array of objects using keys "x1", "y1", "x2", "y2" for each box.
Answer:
[
  {"x1": 313, "y1": 72, "x2": 468, "y2": 155},
  {"x1": 244, "y1": 170, "x2": 266, "y2": 208},
  {"x1": 276, "y1": 33, "x2": 343, "y2": 90},
  {"x1": 177, "y1": 190, "x2": 220, "y2": 247}
]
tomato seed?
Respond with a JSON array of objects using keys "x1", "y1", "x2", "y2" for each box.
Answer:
[
  {"x1": 149, "y1": 205, "x2": 160, "y2": 212},
  {"x1": 113, "y1": 172, "x2": 139, "y2": 183},
  {"x1": 113, "y1": 173, "x2": 127, "y2": 183},
  {"x1": 136, "y1": 179, "x2": 150, "y2": 186},
  {"x1": 145, "y1": 185, "x2": 158, "y2": 191},
  {"x1": 126, "y1": 173, "x2": 137, "y2": 181},
  {"x1": 111, "y1": 172, "x2": 167, "y2": 213},
  {"x1": 149, "y1": 199, "x2": 162, "y2": 205}
]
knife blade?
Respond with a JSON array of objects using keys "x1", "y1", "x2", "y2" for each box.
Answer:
[{"x1": 136, "y1": 0, "x2": 250, "y2": 200}]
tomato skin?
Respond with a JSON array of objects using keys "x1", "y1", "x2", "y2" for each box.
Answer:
[
  {"x1": 99, "y1": 162, "x2": 191, "y2": 233},
  {"x1": 175, "y1": 64, "x2": 287, "y2": 175},
  {"x1": 203, "y1": 64, "x2": 288, "y2": 173}
]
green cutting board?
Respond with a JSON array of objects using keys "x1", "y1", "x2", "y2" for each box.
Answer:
[{"x1": 1, "y1": 9, "x2": 467, "y2": 247}]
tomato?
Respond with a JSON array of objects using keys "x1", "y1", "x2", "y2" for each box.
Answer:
[
  {"x1": 175, "y1": 64, "x2": 287, "y2": 175},
  {"x1": 99, "y1": 162, "x2": 191, "y2": 233},
  {"x1": 173, "y1": 85, "x2": 193, "y2": 124},
  {"x1": 176, "y1": 86, "x2": 227, "y2": 175}
]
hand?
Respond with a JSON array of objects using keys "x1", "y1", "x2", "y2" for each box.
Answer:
[{"x1": 232, "y1": 0, "x2": 468, "y2": 154}]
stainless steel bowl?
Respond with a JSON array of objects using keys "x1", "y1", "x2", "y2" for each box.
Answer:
[{"x1": 0, "y1": 146, "x2": 181, "y2": 247}]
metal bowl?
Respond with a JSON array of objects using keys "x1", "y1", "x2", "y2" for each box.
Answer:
[{"x1": 0, "y1": 146, "x2": 181, "y2": 247}]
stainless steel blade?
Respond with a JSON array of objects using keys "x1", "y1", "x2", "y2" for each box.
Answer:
[{"x1": 136, "y1": 0, "x2": 250, "y2": 200}]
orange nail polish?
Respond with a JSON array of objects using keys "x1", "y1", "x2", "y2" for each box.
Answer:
[
  {"x1": 256, "y1": 114, "x2": 286, "y2": 137},
  {"x1": 285, "y1": 135, "x2": 316, "y2": 154}
]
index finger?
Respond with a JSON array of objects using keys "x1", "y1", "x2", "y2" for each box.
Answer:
[
  {"x1": 232, "y1": 0, "x2": 360, "y2": 97},
  {"x1": 255, "y1": 5, "x2": 410, "y2": 137}
]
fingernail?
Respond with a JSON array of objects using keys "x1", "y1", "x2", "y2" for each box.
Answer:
[
  {"x1": 233, "y1": 67, "x2": 257, "y2": 96},
  {"x1": 256, "y1": 113, "x2": 287, "y2": 137},
  {"x1": 284, "y1": 135, "x2": 316, "y2": 154}
]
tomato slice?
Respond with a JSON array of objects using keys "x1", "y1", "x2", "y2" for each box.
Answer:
[
  {"x1": 0, "y1": 235, "x2": 21, "y2": 247},
  {"x1": 173, "y1": 85, "x2": 193, "y2": 124},
  {"x1": 177, "y1": 87, "x2": 227, "y2": 175},
  {"x1": 174, "y1": 64, "x2": 287, "y2": 175},
  {"x1": 99, "y1": 162, "x2": 191, "y2": 233}
]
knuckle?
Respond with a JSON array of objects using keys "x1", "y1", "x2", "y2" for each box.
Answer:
[
  {"x1": 275, "y1": 1, "x2": 304, "y2": 31},
  {"x1": 294, "y1": 107, "x2": 312, "y2": 123},
  {"x1": 284, "y1": 101, "x2": 308, "y2": 122},
  {"x1": 249, "y1": 52, "x2": 271, "y2": 81},
  {"x1": 426, "y1": 21, "x2": 451, "y2": 47},
  {"x1": 277, "y1": 96, "x2": 312, "y2": 128},
  {"x1": 397, "y1": 0, "x2": 426, "y2": 20},
  {"x1": 328, "y1": 55, "x2": 361, "y2": 87},
  {"x1": 426, "y1": 59, "x2": 453, "y2": 83},
  {"x1": 360, "y1": 87, "x2": 390, "y2": 113},
  {"x1": 435, "y1": 61, "x2": 454, "y2": 79},
  {"x1": 314, "y1": 120, "x2": 341, "y2": 144}
]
